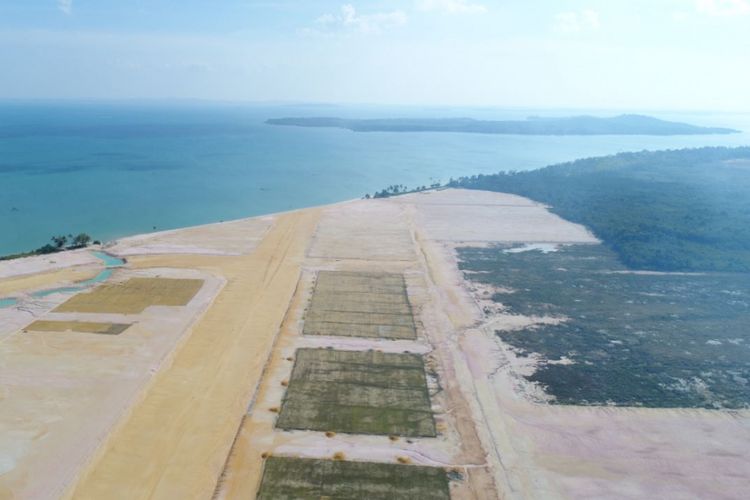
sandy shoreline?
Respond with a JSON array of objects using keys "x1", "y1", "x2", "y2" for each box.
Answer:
[{"x1": 1, "y1": 189, "x2": 748, "y2": 499}]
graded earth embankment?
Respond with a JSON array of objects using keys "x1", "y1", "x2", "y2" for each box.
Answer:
[{"x1": 66, "y1": 209, "x2": 320, "y2": 500}]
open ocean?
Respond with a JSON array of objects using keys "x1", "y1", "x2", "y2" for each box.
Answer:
[{"x1": 1, "y1": 101, "x2": 748, "y2": 255}]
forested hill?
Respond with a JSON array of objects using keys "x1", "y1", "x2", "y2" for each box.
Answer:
[
  {"x1": 449, "y1": 147, "x2": 750, "y2": 272},
  {"x1": 266, "y1": 115, "x2": 739, "y2": 136}
]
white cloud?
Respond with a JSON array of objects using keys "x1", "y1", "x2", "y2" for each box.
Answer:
[
  {"x1": 312, "y1": 4, "x2": 407, "y2": 35},
  {"x1": 57, "y1": 0, "x2": 72, "y2": 15},
  {"x1": 554, "y1": 9, "x2": 601, "y2": 34},
  {"x1": 695, "y1": 0, "x2": 750, "y2": 16},
  {"x1": 672, "y1": 10, "x2": 691, "y2": 22},
  {"x1": 416, "y1": 0, "x2": 488, "y2": 14}
]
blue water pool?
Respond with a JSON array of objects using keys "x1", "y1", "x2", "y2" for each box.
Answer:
[
  {"x1": 31, "y1": 251, "x2": 123, "y2": 298},
  {"x1": 0, "y1": 297, "x2": 18, "y2": 308},
  {"x1": 92, "y1": 251, "x2": 125, "y2": 267},
  {"x1": 32, "y1": 287, "x2": 82, "y2": 298}
]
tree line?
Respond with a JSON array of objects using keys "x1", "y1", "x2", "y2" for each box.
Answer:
[
  {"x1": 446, "y1": 146, "x2": 750, "y2": 272},
  {"x1": 1, "y1": 233, "x2": 98, "y2": 261}
]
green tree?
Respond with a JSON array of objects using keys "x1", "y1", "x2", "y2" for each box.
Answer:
[
  {"x1": 72, "y1": 233, "x2": 92, "y2": 248},
  {"x1": 51, "y1": 235, "x2": 68, "y2": 249}
]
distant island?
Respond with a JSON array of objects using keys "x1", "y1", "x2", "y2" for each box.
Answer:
[{"x1": 266, "y1": 114, "x2": 739, "y2": 136}]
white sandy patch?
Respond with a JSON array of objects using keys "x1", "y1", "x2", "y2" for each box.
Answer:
[
  {"x1": 307, "y1": 200, "x2": 416, "y2": 261},
  {"x1": 504, "y1": 243, "x2": 560, "y2": 253},
  {"x1": 400, "y1": 189, "x2": 598, "y2": 244},
  {"x1": 605, "y1": 270, "x2": 705, "y2": 276},
  {"x1": 0, "y1": 267, "x2": 223, "y2": 500},
  {"x1": 271, "y1": 431, "x2": 456, "y2": 468},
  {"x1": 108, "y1": 216, "x2": 274, "y2": 256},
  {"x1": 294, "y1": 336, "x2": 430, "y2": 354},
  {"x1": 0, "y1": 249, "x2": 100, "y2": 279},
  {"x1": 485, "y1": 313, "x2": 567, "y2": 333},
  {"x1": 0, "y1": 296, "x2": 61, "y2": 340},
  {"x1": 392, "y1": 189, "x2": 540, "y2": 207}
]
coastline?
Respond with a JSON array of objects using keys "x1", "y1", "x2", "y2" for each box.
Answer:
[{"x1": 4, "y1": 103, "x2": 750, "y2": 259}]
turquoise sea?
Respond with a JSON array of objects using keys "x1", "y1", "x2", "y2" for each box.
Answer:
[{"x1": 1, "y1": 101, "x2": 748, "y2": 256}]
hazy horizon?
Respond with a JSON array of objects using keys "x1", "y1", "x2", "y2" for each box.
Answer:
[
  {"x1": 2, "y1": 98, "x2": 749, "y2": 118},
  {"x1": 2, "y1": 1, "x2": 749, "y2": 111}
]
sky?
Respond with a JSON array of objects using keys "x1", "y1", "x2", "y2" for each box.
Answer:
[{"x1": 0, "y1": 0, "x2": 749, "y2": 111}]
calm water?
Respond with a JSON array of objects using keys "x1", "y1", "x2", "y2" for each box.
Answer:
[
  {"x1": 1, "y1": 101, "x2": 748, "y2": 255},
  {"x1": 0, "y1": 297, "x2": 18, "y2": 308},
  {"x1": 1, "y1": 251, "x2": 123, "y2": 303},
  {"x1": 29, "y1": 251, "x2": 123, "y2": 298},
  {"x1": 91, "y1": 250, "x2": 126, "y2": 267}
]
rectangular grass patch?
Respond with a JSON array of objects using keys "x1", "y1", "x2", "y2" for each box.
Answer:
[
  {"x1": 276, "y1": 348, "x2": 435, "y2": 437},
  {"x1": 25, "y1": 320, "x2": 131, "y2": 335},
  {"x1": 303, "y1": 271, "x2": 416, "y2": 340},
  {"x1": 55, "y1": 277, "x2": 203, "y2": 314},
  {"x1": 257, "y1": 457, "x2": 450, "y2": 500}
]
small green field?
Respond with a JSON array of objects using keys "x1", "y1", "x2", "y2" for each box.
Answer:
[
  {"x1": 276, "y1": 348, "x2": 435, "y2": 436},
  {"x1": 303, "y1": 271, "x2": 417, "y2": 340},
  {"x1": 257, "y1": 457, "x2": 451, "y2": 500}
]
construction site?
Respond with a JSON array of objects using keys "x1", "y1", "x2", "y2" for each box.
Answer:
[{"x1": 1, "y1": 189, "x2": 747, "y2": 500}]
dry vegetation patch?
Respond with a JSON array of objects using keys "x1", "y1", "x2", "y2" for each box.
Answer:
[
  {"x1": 257, "y1": 456, "x2": 450, "y2": 500},
  {"x1": 303, "y1": 271, "x2": 416, "y2": 340},
  {"x1": 276, "y1": 348, "x2": 435, "y2": 437},
  {"x1": 55, "y1": 277, "x2": 203, "y2": 314},
  {"x1": 25, "y1": 320, "x2": 131, "y2": 335}
]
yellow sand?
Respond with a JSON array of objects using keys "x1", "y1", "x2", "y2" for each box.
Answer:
[
  {"x1": 66, "y1": 209, "x2": 320, "y2": 500},
  {"x1": 216, "y1": 272, "x2": 313, "y2": 500},
  {"x1": 0, "y1": 267, "x2": 97, "y2": 295},
  {"x1": 55, "y1": 277, "x2": 204, "y2": 314},
  {"x1": 25, "y1": 320, "x2": 131, "y2": 335}
]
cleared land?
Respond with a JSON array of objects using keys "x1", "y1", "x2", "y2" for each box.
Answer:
[
  {"x1": 307, "y1": 201, "x2": 415, "y2": 261},
  {"x1": 303, "y1": 271, "x2": 416, "y2": 340},
  {"x1": 390, "y1": 188, "x2": 597, "y2": 245},
  {"x1": 55, "y1": 277, "x2": 203, "y2": 314},
  {"x1": 257, "y1": 457, "x2": 450, "y2": 500},
  {"x1": 277, "y1": 348, "x2": 435, "y2": 437},
  {"x1": 108, "y1": 216, "x2": 274, "y2": 256},
  {"x1": 5, "y1": 188, "x2": 747, "y2": 500},
  {"x1": 25, "y1": 320, "x2": 131, "y2": 335}
]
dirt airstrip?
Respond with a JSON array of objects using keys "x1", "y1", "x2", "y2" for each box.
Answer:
[{"x1": 1, "y1": 189, "x2": 748, "y2": 500}]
